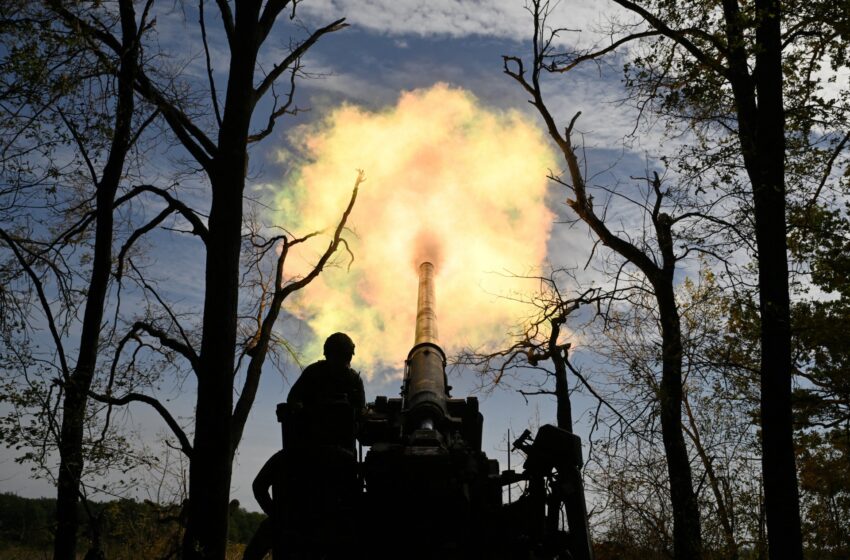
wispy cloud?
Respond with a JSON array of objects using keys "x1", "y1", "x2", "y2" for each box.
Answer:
[{"x1": 298, "y1": 0, "x2": 633, "y2": 45}]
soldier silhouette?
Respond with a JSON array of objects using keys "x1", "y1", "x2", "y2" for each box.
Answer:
[
  {"x1": 242, "y1": 451, "x2": 282, "y2": 560},
  {"x1": 287, "y1": 332, "x2": 365, "y2": 445},
  {"x1": 243, "y1": 333, "x2": 365, "y2": 560}
]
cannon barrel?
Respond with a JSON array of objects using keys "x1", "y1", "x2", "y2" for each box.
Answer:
[
  {"x1": 403, "y1": 261, "x2": 448, "y2": 430},
  {"x1": 414, "y1": 260, "x2": 439, "y2": 345}
]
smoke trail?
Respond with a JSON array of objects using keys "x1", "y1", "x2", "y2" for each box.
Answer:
[{"x1": 270, "y1": 84, "x2": 556, "y2": 378}]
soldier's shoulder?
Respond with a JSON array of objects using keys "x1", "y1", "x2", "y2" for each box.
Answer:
[
  {"x1": 302, "y1": 360, "x2": 329, "y2": 374},
  {"x1": 347, "y1": 368, "x2": 365, "y2": 386}
]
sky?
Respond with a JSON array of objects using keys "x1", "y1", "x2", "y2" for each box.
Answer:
[
  {"x1": 0, "y1": 0, "x2": 681, "y2": 512},
  {"x1": 239, "y1": 0, "x2": 662, "y2": 511}
]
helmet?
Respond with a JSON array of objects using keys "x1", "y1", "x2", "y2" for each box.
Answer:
[{"x1": 323, "y1": 332, "x2": 355, "y2": 360}]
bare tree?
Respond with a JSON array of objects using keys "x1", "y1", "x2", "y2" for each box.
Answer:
[
  {"x1": 458, "y1": 271, "x2": 606, "y2": 432},
  {"x1": 504, "y1": 9, "x2": 706, "y2": 549}
]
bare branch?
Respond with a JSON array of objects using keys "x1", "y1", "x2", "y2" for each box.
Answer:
[
  {"x1": 0, "y1": 228, "x2": 71, "y2": 380},
  {"x1": 57, "y1": 109, "x2": 98, "y2": 186},
  {"x1": 257, "y1": 0, "x2": 292, "y2": 43},
  {"x1": 116, "y1": 207, "x2": 174, "y2": 280},
  {"x1": 608, "y1": 0, "x2": 729, "y2": 77},
  {"x1": 132, "y1": 72, "x2": 217, "y2": 167},
  {"x1": 128, "y1": 108, "x2": 161, "y2": 148},
  {"x1": 132, "y1": 320, "x2": 199, "y2": 371},
  {"x1": 230, "y1": 171, "x2": 363, "y2": 449},
  {"x1": 254, "y1": 18, "x2": 348, "y2": 102},
  {"x1": 199, "y1": 0, "x2": 222, "y2": 127},
  {"x1": 130, "y1": 260, "x2": 197, "y2": 368},
  {"x1": 547, "y1": 31, "x2": 662, "y2": 73},
  {"x1": 115, "y1": 184, "x2": 209, "y2": 242},
  {"x1": 89, "y1": 390, "x2": 193, "y2": 458},
  {"x1": 566, "y1": 358, "x2": 632, "y2": 429},
  {"x1": 279, "y1": 170, "x2": 363, "y2": 299},
  {"x1": 248, "y1": 60, "x2": 300, "y2": 143},
  {"x1": 805, "y1": 130, "x2": 850, "y2": 212}
]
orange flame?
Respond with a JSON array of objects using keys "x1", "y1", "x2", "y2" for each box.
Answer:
[{"x1": 270, "y1": 84, "x2": 556, "y2": 377}]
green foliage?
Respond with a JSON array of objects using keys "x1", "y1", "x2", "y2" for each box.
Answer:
[
  {"x1": 796, "y1": 430, "x2": 850, "y2": 558},
  {"x1": 228, "y1": 508, "x2": 265, "y2": 545},
  {"x1": 0, "y1": 493, "x2": 54, "y2": 549},
  {"x1": 789, "y1": 204, "x2": 850, "y2": 298},
  {"x1": 722, "y1": 198, "x2": 850, "y2": 554},
  {"x1": 786, "y1": 203, "x2": 850, "y2": 556},
  {"x1": 0, "y1": 493, "x2": 264, "y2": 558}
]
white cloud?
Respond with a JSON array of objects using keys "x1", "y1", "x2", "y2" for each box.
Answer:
[{"x1": 298, "y1": 0, "x2": 633, "y2": 46}]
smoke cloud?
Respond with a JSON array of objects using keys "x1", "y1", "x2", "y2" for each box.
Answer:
[{"x1": 270, "y1": 84, "x2": 555, "y2": 378}]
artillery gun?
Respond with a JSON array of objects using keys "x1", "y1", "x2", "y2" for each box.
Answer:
[{"x1": 273, "y1": 262, "x2": 593, "y2": 559}]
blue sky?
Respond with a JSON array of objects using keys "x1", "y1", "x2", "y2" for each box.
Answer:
[{"x1": 0, "y1": 0, "x2": 683, "y2": 512}]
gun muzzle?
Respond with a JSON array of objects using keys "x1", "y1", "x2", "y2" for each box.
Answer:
[{"x1": 404, "y1": 262, "x2": 448, "y2": 430}]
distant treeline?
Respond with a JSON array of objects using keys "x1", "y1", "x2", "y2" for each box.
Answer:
[{"x1": 0, "y1": 493, "x2": 263, "y2": 559}]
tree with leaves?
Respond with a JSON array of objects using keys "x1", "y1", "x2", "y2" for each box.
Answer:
[
  {"x1": 593, "y1": 267, "x2": 772, "y2": 559},
  {"x1": 43, "y1": 2, "x2": 354, "y2": 558},
  {"x1": 510, "y1": 0, "x2": 850, "y2": 556},
  {"x1": 732, "y1": 202, "x2": 850, "y2": 555},
  {"x1": 501, "y1": 1, "x2": 750, "y2": 553},
  {"x1": 0, "y1": 3, "x2": 159, "y2": 559},
  {"x1": 2, "y1": 2, "x2": 358, "y2": 558}
]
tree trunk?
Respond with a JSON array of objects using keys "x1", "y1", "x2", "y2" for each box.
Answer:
[
  {"x1": 181, "y1": 10, "x2": 257, "y2": 555},
  {"x1": 53, "y1": 3, "x2": 138, "y2": 558},
  {"x1": 559, "y1": 122, "x2": 703, "y2": 559},
  {"x1": 655, "y1": 206, "x2": 702, "y2": 560},
  {"x1": 181, "y1": 169, "x2": 244, "y2": 560},
  {"x1": 549, "y1": 318, "x2": 573, "y2": 432},
  {"x1": 54, "y1": 380, "x2": 86, "y2": 560},
  {"x1": 726, "y1": 0, "x2": 803, "y2": 556},
  {"x1": 655, "y1": 281, "x2": 703, "y2": 559},
  {"x1": 751, "y1": 35, "x2": 804, "y2": 560}
]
